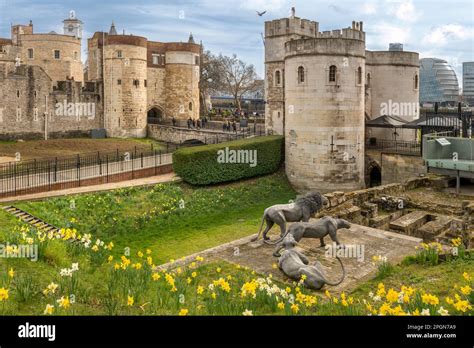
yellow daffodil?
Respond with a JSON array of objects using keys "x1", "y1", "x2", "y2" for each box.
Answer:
[
  {"x1": 57, "y1": 296, "x2": 70, "y2": 309},
  {"x1": 197, "y1": 286, "x2": 204, "y2": 295},
  {"x1": 127, "y1": 296, "x2": 134, "y2": 306},
  {"x1": 179, "y1": 309, "x2": 189, "y2": 316},
  {"x1": 277, "y1": 302, "x2": 285, "y2": 310},
  {"x1": 0, "y1": 288, "x2": 9, "y2": 301},
  {"x1": 43, "y1": 304, "x2": 54, "y2": 315},
  {"x1": 422, "y1": 293, "x2": 439, "y2": 306},
  {"x1": 8, "y1": 268, "x2": 14, "y2": 278}
]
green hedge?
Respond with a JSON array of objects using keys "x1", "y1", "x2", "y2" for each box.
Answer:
[{"x1": 173, "y1": 136, "x2": 284, "y2": 185}]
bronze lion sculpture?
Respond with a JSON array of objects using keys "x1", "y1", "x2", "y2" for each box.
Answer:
[
  {"x1": 277, "y1": 234, "x2": 346, "y2": 290},
  {"x1": 251, "y1": 192, "x2": 328, "y2": 244}
]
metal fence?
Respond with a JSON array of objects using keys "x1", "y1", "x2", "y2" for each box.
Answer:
[
  {"x1": 0, "y1": 129, "x2": 271, "y2": 198},
  {"x1": 365, "y1": 138, "x2": 422, "y2": 155},
  {"x1": 0, "y1": 146, "x2": 176, "y2": 198}
]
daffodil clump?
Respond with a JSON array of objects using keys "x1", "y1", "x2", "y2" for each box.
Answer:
[{"x1": 360, "y1": 272, "x2": 473, "y2": 316}]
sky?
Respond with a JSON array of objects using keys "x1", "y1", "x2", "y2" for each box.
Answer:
[{"x1": 0, "y1": 0, "x2": 473, "y2": 86}]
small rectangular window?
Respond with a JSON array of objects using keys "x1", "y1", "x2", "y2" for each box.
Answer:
[
  {"x1": 28, "y1": 48, "x2": 34, "y2": 59},
  {"x1": 117, "y1": 50, "x2": 122, "y2": 58},
  {"x1": 195, "y1": 56, "x2": 199, "y2": 65},
  {"x1": 133, "y1": 79, "x2": 139, "y2": 87},
  {"x1": 152, "y1": 54, "x2": 159, "y2": 65},
  {"x1": 117, "y1": 79, "x2": 122, "y2": 85},
  {"x1": 54, "y1": 50, "x2": 61, "y2": 59},
  {"x1": 144, "y1": 80, "x2": 147, "y2": 87}
]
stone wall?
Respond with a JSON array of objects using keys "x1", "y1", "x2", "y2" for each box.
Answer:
[
  {"x1": 0, "y1": 65, "x2": 102, "y2": 140},
  {"x1": 19, "y1": 34, "x2": 83, "y2": 83},
  {"x1": 147, "y1": 67, "x2": 166, "y2": 114},
  {"x1": 147, "y1": 124, "x2": 236, "y2": 144},
  {"x1": 380, "y1": 153, "x2": 426, "y2": 185}
]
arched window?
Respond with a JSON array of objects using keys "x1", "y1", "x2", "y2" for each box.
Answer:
[
  {"x1": 414, "y1": 74, "x2": 419, "y2": 89},
  {"x1": 275, "y1": 70, "x2": 281, "y2": 86},
  {"x1": 357, "y1": 67, "x2": 362, "y2": 85},
  {"x1": 367, "y1": 73, "x2": 371, "y2": 88},
  {"x1": 329, "y1": 65, "x2": 337, "y2": 82},
  {"x1": 189, "y1": 102, "x2": 193, "y2": 111},
  {"x1": 297, "y1": 66, "x2": 305, "y2": 83}
]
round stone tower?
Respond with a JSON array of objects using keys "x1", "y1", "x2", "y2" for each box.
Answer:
[
  {"x1": 284, "y1": 22, "x2": 366, "y2": 192},
  {"x1": 164, "y1": 42, "x2": 200, "y2": 120},
  {"x1": 103, "y1": 35, "x2": 148, "y2": 138},
  {"x1": 366, "y1": 48, "x2": 420, "y2": 141}
]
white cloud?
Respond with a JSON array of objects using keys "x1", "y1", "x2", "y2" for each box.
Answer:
[
  {"x1": 388, "y1": 0, "x2": 419, "y2": 23},
  {"x1": 424, "y1": 24, "x2": 473, "y2": 46},
  {"x1": 368, "y1": 23, "x2": 412, "y2": 47},
  {"x1": 361, "y1": 2, "x2": 377, "y2": 15}
]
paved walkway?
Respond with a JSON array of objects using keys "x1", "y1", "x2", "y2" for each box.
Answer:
[{"x1": 0, "y1": 172, "x2": 181, "y2": 203}]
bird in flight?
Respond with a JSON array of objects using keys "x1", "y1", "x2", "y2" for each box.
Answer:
[{"x1": 256, "y1": 11, "x2": 267, "y2": 16}]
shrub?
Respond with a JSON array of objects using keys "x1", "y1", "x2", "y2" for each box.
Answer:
[{"x1": 173, "y1": 136, "x2": 284, "y2": 185}]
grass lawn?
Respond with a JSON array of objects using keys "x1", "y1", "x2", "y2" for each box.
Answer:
[
  {"x1": 0, "y1": 138, "x2": 165, "y2": 162},
  {"x1": 13, "y1": 172, "x2": 296, "y2": 264}
]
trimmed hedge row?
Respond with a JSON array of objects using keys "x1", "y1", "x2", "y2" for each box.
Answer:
[{"x1": 173, "y1": 136, "x2": 284, "y2": 185}]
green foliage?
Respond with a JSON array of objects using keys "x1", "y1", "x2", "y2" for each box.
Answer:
[{"x1": 173, "y1": 136, "x2": 284, "y2": 185}]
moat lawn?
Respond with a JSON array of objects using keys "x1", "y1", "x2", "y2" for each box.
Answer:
[
  {"x1": 12, "y1": 171, "x2": 296, "y2": 264},
  {"x1": 0, "y1": 137, "x2": 164, "y2": 162}
]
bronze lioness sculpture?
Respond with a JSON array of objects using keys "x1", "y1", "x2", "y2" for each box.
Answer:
[
  {"x1": 273, "y1": 217, "x2": 351, "y2": 257},
  {"x1": 252, "y1": 192, "x2": 328, "y2": 244},
  {"x1": 278, "y1": 235, "x2": 346, "y2": 290}
]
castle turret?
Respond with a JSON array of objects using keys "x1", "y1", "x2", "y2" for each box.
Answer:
[
  {"x1": 284, "y1": 23, "x2": 366, "y2": 192},
  {"x1": 63, "y1": 10, "x2": 83, "y2": 39},
  {"x1": 264, "y1": 8, "x2": 318, "y2": 135},
  {"x1": 103, "y1": 34, "x2": 148, "y2": 138},
  {"x1": 164, "y1": 42, "x2": 201, "y2": 121},
  {"x1": 109, "y1": 22, "x2": 117, "y2": 36}
]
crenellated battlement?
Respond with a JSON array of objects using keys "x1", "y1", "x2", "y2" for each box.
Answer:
[{"x1": 265, "y1": 17, "x2": 318, "y2": 39}]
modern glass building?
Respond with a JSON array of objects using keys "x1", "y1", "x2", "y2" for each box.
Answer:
[
  {"x1": 420, "y1": 58, "x2": 460, "y2": 105},
  {"x1": 463, "y1": 62, "x2": 474, "y2": 106}
]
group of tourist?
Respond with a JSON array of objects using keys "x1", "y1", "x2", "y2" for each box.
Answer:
[
  {"x1": 222, "y1": 120, "x2": 238, "y2": 133},
  {"x1": 185, "y1": 117, "x2": 209, "y2": 130}
]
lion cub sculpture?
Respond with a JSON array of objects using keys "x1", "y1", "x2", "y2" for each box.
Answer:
[
  {"x1": 277, "y1": 234, "x2": 346, "y2": 290},
  {"x1": 273, "y1": 217, "x2": 351, "y2": 257}
]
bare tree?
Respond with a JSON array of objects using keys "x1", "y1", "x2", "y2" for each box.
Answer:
[
  {"x1": 199, "y1": 50, "x2": 225, "y2": 115},
  {"x1": 217, "y1": 54, "x2": 259, "y2": 112}
]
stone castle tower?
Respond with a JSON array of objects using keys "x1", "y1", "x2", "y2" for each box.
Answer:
[
  {"x1": 0, "y1": 13, "x2": 201, "y2": 140},
  {"x1": 88, "y1": 24, "x2": 201, "y2": 138},
  {"x1": 265, "y1": 8, "x2": 419, "y2": 192}
]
